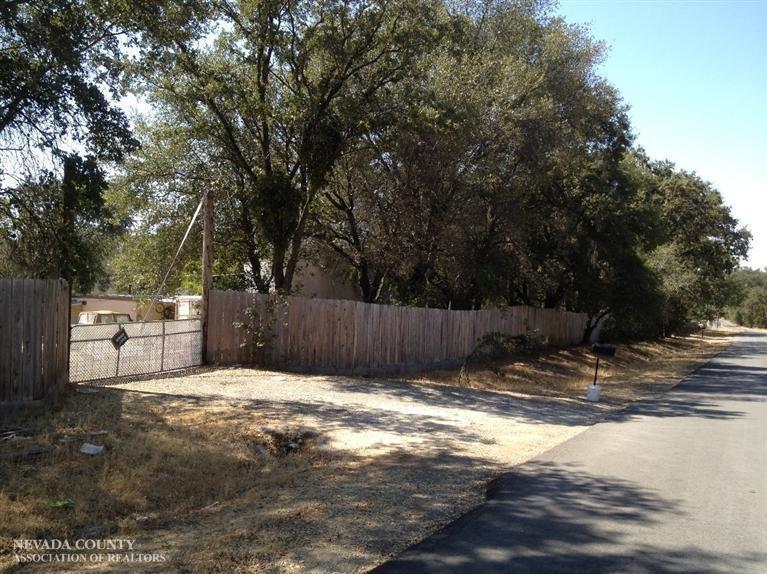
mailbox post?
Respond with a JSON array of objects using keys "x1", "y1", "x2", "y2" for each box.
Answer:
[{"x1": 589, "y1": 343, "x2": 616, "y2": 401}]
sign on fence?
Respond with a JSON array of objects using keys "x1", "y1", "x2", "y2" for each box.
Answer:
[
  {"x1": 70, "y1": 319, "x2": 202, "y2": 383},
  {"x1": 111, "y1": 327, "x2": 129, "y2": 349}
]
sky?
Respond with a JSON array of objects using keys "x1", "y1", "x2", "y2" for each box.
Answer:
[{"x1": 558, "y1": 0, "x2": 767, "y2": 269}]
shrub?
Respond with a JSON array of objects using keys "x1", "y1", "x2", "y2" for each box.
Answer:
[{"x1": 458, "y1": 330, "x2": 549, "y2": 385}]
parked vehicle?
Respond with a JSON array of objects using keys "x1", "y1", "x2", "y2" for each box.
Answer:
[
  {"x1": 77, "y1": 310, "x2": 133, "y2": 325},
  {"x1": 176, "y1": 295, "x2": 202, "y2": 319}
]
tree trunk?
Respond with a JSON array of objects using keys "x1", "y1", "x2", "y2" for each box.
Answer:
[
  {"x1": 272, "y1": 248, "x2": 286, "y2": 292},
  {"x1": 582, "y1": 311, "x2": 609, "y2": 344},
  {"x1": 358, "y1": 262, "x2": 373, "y2": 302},
  {"x1": 581, "y1": 322, "x2": 596, "y2": 345},
  {"x1": 283, "y1": 167, "x2": 312, "y2": 292}
]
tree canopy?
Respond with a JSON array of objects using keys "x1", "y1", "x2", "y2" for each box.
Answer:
[
  {"x1": 726, "y1": 268, "x2": 767, "y2": 329},
  {"x1": 0, "y1": 0, "x2": 137, "y2": 290},
  {"x1": 0, "y1": 0, "x2": 751, "y2": 339}
]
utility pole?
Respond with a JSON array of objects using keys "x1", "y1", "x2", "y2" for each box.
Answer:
[{"x1": 201, "y1": 189, "x2": 214, "y2": 364}]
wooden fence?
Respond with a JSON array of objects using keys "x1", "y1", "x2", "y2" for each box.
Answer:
[
  {"x1": 207, "y1": 291, "x2": 587, "y2": 375},
  {"x1": 0, "y1": 278, "x2": 69, "y2": 412}
]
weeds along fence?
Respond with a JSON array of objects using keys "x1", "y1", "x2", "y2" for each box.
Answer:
[
  {"x1": 207, "y1": 291, "x2": 587, "y2": 375},
  {"x1": 0, "y1": 278, "x2": 69, "y2": 412}
]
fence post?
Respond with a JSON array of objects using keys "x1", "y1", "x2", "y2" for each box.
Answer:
[
  {"x1": 160, "y1": 320, "x2": 166, "y2": 371},
  {"x1": 201, "y1": 189, "x2": 214, "y2": 364},
  {"x1": 67, "y1": 281, "x2": 72, "y2": 383},
  {"x1": 115, "y1": 332, "x2": 121, "y2": 378}
]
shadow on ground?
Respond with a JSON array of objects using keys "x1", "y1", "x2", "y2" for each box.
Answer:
[{"x1": 0, "y1": 388, "x2": 507, "y2": 573}]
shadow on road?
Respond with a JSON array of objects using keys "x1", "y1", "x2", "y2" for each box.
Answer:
[
  {"x1": 372, "y1": 461, "x2": 767, "y2": 574},
  {"x1": 605, "y1": 336, "x2": 766, "y2": 423}
]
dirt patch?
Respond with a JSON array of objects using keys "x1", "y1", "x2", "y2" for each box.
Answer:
[{"x1": 0, "y1": 383, "x2": 597, "y2": 572}]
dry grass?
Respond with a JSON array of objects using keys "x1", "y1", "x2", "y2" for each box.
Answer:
[
  {"x1": 0, "y1": 390, "x2": 332, "y2": 572},
  {"x1": 0, "y1": 386, "x2": 492, "y2": 573},
  {"x1": 404, "y1": 329, "x2": 735, "y2": 404}
]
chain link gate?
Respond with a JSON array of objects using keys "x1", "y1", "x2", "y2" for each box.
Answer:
[{"x1": 70, "y1": 319, "x2": 202, "y2": 383}]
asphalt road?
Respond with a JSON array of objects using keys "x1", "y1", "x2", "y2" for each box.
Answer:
[{"x1": 373, "y1": 332, "x2": 767, "y2": 574}]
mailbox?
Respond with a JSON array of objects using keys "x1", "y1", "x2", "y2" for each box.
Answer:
[
  {"x1": 589, "y1": 344, "x2": 616, "y2": 401},
  {"x1": 592, "y1": 343, "x2": 616, "y2": 357}
]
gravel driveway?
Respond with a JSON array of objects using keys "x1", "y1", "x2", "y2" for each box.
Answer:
[
  {"x1": 109, "y1": 368, "x2": 606, "y2": 465},
  {"x1": 103, "y1": 369, "x2": 607, "y2": 572}
]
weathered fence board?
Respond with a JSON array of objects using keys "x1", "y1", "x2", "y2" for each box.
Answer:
[
  {"x1": 0, "y1": 278, "x2": 69, "y2": 411},
  {"x1": 206, "y1": 291, "x2": 588, "y2": 375}
]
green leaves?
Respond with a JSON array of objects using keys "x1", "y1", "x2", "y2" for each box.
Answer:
[
  {"x1": 51, "y1": 0, "x2": 747, "y2": 343},
  {"x1": 255, "y1": 171, "x2": 302, "y2": 252},
  {"x1": 725, "y1": 269, "x2": 767, "y2": 328},
  {"x1": 0, "y1": 154, "x2": 122, "y2": 291},
  {"x1": 0, "y1": 0, "x2": 137, "y2": 162},
  {"x1": 0, "y1": 0, "x2": 142, "y2": 289},
  {"x1": 116, "y1": 0, "x2": 449, "y2": 291}
]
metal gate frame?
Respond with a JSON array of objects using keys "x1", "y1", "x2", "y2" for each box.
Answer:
[{"x1": 70, "y1": 319, "x2": 202, "y2": 383}]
